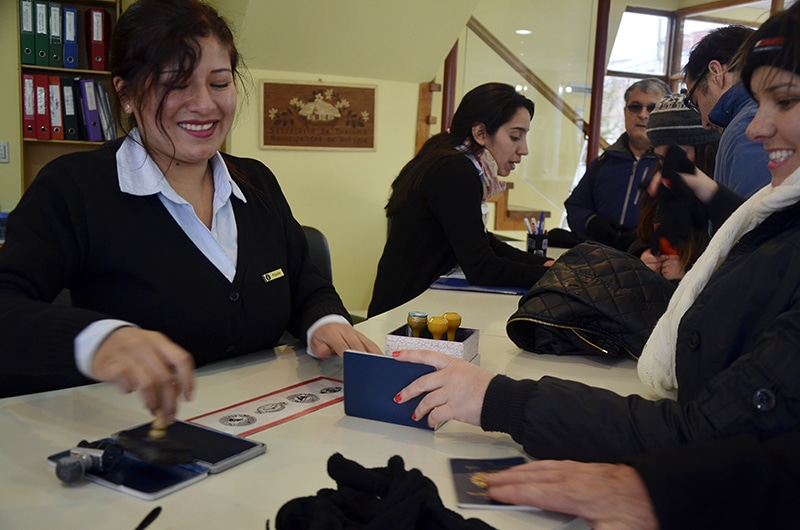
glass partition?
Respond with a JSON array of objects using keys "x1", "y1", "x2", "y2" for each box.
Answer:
[
  {"x1": 465, "y1": 0, "x2": 595, "y2": 228},
  {"x1": 461, "y1": 0, "x2": 783, "y2": 230}
]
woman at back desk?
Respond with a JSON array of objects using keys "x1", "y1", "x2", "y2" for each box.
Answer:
[{"x1": 368, "y1": 83, "x2": 551, "y2": 317}]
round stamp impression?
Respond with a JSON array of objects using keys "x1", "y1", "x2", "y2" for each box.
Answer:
[
  {"x1": 286, "y1": 393, "x2": 320, "y2": 403},
  {"x1": 219, "y1": 413, "x2": 257, "y2": 427},
  {"x1": 256, "y1": 402, "x2": 287, "y2": 414}
]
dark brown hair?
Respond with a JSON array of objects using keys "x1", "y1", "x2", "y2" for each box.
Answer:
[
  {"x1": 740, "y1": 2, "x2": 800, "y2": 99},
  {"x1": 109, "y1": 0, "x2": 243, "y2": 139},
  {"x1": 385, "y1": 83, "x2": 534, "y2": 216}
]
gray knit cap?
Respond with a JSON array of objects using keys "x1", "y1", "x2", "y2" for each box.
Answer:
[{"x1": 646, "y1": 93, "x2": 720, "y2": 147}]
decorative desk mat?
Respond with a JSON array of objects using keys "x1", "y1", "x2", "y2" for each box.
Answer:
[{"x1": 186, "y1": 376, "x2": 343, "y2": 437}]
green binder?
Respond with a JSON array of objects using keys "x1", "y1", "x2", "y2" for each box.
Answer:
[
  {"x1": 20, "y1": 0, "x2": 35, "y2": 65},
  {"x1": 33, "y1": 0, "x2": 49, "y2": 66},
  {"x1": 48, "y1": 2, "x2": 62, "y2": 67}
]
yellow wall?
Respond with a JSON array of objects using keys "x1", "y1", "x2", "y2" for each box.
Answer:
[
  {"x1": 228, "y1": 71, "x2": 420, "y2": 312},
  {"x1": 0, "y1": 0, "x2": 23, "y2": 212}
]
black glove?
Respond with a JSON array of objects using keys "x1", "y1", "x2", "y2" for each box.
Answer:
[
  {"x1": 275, "y1": 453, "x2": 495, "y2": 530},
  {"x1": 652, "y1": 144, "x2": 708, "y2": 253},
  {"x1": 585, "y1": 215, "x2": 624, "y2": 246}
]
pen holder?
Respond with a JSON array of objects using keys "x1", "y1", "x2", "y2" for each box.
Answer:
[{"x1": 527, "y1": 232, "x2": 548, "y2": 257}]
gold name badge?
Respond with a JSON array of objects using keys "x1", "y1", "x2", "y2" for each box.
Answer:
[{"x1": 262, "y1": 268, "x2": 285, "y2": 283}]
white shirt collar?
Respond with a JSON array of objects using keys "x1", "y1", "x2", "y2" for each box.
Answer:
[{"x1": 116, "y1": 128, "x2": 246, "y2": 204}]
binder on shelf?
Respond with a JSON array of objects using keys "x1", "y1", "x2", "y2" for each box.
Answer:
[
  {"x1": 34, "y1": 74, "x2": 51, "y2": 140},
  {"x1": 48, "y1": 76, "x2": 65, "y2": 140},
  {"x1": 79, "y1": 78, "x2": 103, "y2": 142},
  {"x1": 85, "y1": 7, "x2": 111, "y2": 71},
  {"x1": 62, "y1": 6, "x2": 78, "y2": 68},
  {"x1": 47, "y1": 2, "x2": 62, "y2": 67},
  {"x1": 20, "y1": 0, "x2": 36, "y2": 65},
  {"x1": 95, "y1": 81, "x2": 117, "y2": 141},
  {"x1": 22, "y1": 74, "x2": 37, "y2": 139},
  {"x1": 61, "y1": 76, "x2": 80, "y2": 141},
  {"x1": 34, "y1": 0, "x2": 49, "y2": 66}
]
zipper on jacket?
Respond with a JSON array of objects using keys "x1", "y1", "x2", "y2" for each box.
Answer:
[
  {"x1": 507, "y1": 316, "x2": 613, "y2": 357},
  {"x1": 619, "y1": 158, "x2": 639, "y2": 225}
]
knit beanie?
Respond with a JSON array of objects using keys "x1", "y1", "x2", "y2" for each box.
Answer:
[
  {"x1": 646, "y1": 93, "x2": 720, "y2": 147},
  {"x1": 741, "y1": 3, "x2": 800, "y2": 98}
]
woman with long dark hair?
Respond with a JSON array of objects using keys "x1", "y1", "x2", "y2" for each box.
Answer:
[{"x1": 368, "y1": 83, "x2": 550, "y2": 316}]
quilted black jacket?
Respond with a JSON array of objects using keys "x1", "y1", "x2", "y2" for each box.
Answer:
[{"x1": 506, "y1": 242, "x2": 675, "y2": 359}]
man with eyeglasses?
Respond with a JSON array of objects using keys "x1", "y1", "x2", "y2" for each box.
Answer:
[
  {"x1": 565, "y1": 78, "x2": 669, "y2": 250},
  {"x1": 683, "y1": 25, "x2": 771, "y2": 198}
]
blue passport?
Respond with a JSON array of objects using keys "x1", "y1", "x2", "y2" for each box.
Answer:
[
  {"x1": 450, "y1": 456, "x2": 532, "y2": 509},
  {"x1": 343, "y1": 350, "x2": 436, "y2": 430}
]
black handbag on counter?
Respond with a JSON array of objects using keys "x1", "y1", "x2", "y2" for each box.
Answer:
[{"x1": 506, "y1": 242, "x2": 675, "y2": 359}]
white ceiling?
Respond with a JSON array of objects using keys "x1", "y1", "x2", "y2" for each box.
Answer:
[
  {"x1": 209, "y1": 0, "x2": 777, "y2": 87},
  {"x1": 213, "y1": 0, "x2": 479, "y2": 83}
]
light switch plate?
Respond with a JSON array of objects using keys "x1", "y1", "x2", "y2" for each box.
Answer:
[{"x1": 0, "y1": 142, "x2": 9, "y2": 163}]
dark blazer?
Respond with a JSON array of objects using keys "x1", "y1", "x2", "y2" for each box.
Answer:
[{"x1": 0, "y1": 140, "x2": 349, "y2": 397}]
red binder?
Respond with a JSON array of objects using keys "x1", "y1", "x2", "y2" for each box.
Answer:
[
  {"x1": 34, "y1": 73, "x2": 50, "y2": 140},
  {"x1": 22, "y1": 74, "x2": 37, "y2": 138},
  {"x1": 48, "y1": 75, "x2": 65, "y2": 140},
  {"x1": 85, "y1": 7, "x2": 110, "y2": 71}
]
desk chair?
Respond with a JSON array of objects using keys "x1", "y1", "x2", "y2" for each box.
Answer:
[
  {"x1": 301, "y1": 225, "x2": 366, "y2": 324},
  {"x1": 302, "y1": 225, "x2": 332, "y2": 283}
]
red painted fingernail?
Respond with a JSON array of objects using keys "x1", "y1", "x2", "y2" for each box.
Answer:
[
  {"x1": 391, "y1": 351, "x2": 400, "y2": 357},
  {"x1": 411, "y1": 413, "x2": 417, "y2": 421},
  {"x1": 394, "y1": 393, "x2": 401, "y2": 403}
]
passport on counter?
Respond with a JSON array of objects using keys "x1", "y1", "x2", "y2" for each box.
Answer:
[
  {"x1": 450, "y1": 456, "x2": 536, "y2": 510},
  {"x1": 343, "y1": 350, "x2": 437, "y2": 430}
]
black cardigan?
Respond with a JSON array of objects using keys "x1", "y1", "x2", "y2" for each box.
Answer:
[
  {"x1": 368, "y1": 155, "x2": 547, "y2": 317},
  {"x1": 0, "y1": 140, "x2": 349, "y2": 397}
]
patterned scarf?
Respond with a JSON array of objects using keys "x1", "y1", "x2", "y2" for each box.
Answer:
[
  {"x1": 638, "y1": 165, "x2": 800, "y2": 399},
  {"x1": 477, "y1": 149, "x2": 506, "y2": 201},
  {"x1": 463, "y1": 148, "x2": 506, "y2": 229}
]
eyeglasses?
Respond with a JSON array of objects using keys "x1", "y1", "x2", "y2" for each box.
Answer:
[
  {"x1": 684, "y1": 69, "x2": 709, "y2": 113},
  {"x1": 625, "y1": 102, "x2": 657, "y2": 114}
]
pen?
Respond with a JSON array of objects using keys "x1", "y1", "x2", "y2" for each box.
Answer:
[
  {"x1": 523, "y1": 218, "x2": 533, "y2": 235},
  {"x1": 538, "y1": 211, "x2": 545, "y2": 234},
  {"x1": 134, "y1": 506, "x2": 162, "y2": 530}
]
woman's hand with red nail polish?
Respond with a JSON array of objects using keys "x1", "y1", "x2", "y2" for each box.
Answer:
[{"x1": 392, "y1": 349, "x2": 493, "y2": 428}]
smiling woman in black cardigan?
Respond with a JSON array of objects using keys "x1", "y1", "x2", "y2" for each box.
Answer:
[{"x1": 0, "y1": 0, "x2": 379, "y2": 417}]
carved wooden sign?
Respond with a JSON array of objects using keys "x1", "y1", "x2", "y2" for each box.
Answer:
[{"x1": 261, "y1": 81, "x2": 375, "y2": 150}]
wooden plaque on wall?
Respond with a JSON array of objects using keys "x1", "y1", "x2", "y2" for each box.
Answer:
[{"x1": 261, "y1": 81, "x2": 375, "y2": 150}]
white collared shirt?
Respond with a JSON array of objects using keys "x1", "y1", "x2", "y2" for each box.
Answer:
[
  {"x1": 75, "y1": 130, "x2": 341, "y2": 378},
  {"x1": 117, "y1": 128, "x2": 245, "y2": 282}
]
